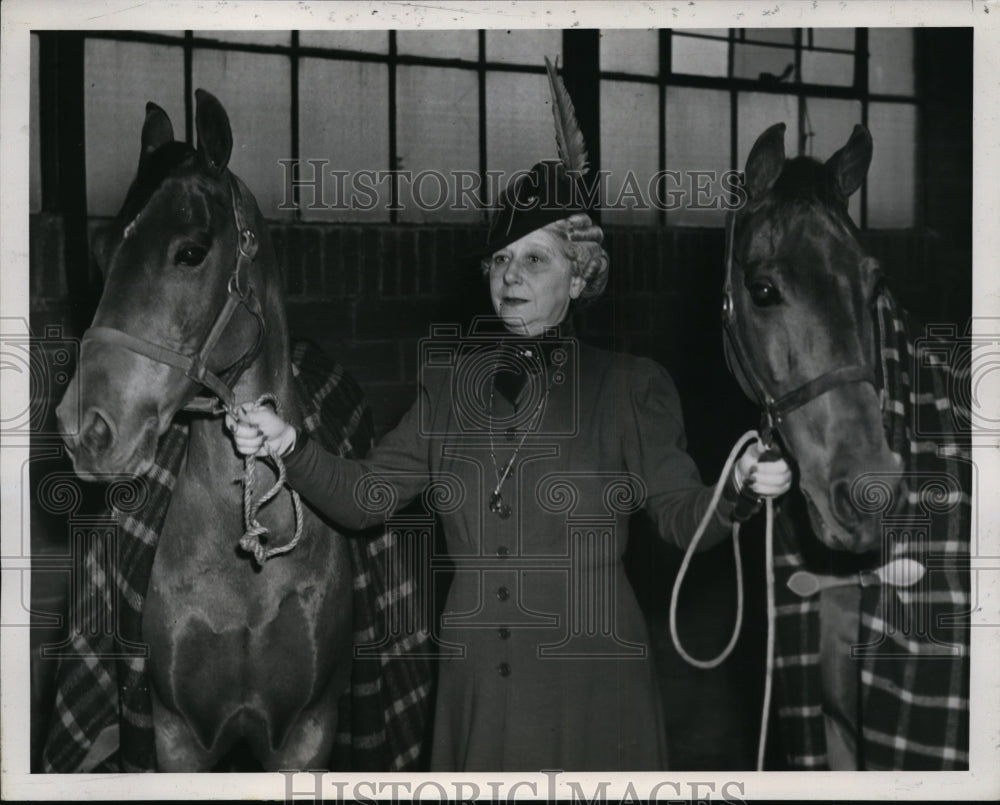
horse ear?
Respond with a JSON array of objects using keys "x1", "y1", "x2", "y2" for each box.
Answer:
[
  {"x1": 744, "y1": 123, "x2": 786, "y2": 203},
  {"x1": 194, "y1": 89, "x2": 233, "y2": 175},
  {"x1": 826, "y1": 124, "x2": 872, "y2": 200},
  {"x1": 141, "y1": 102, "x2": 174, "y2": 156}
]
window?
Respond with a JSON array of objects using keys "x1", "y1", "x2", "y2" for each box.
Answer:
[
  {"x1": 77, "y1": 30, "x2": 565, "y2": 224},
  {"x1": 599, "y1": 28, "x2": 918, "y2": 227},
  {"x1": 66, "y1": 29, "x2": 918, "y2": 228}
]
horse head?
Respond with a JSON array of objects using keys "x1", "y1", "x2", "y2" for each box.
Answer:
[
  {"x1": 726, "y1": 122, "x2": 904, "y2": 553},
  {"x1": 57, "y1": 90, "x2": 278, "y2": 480}
]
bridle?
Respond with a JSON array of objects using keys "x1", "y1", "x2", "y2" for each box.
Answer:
[
  {"x1": 82, "y1": 173, "x2": 266, "y2": 414},
  {"x1": 80, "y1": 172, "x2": 299, "y2": 566},
  {"x1": 721, "y1": 210, "x2": 877, "y2": 447}
]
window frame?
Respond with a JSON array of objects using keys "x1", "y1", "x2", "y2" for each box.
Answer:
[{"x1": 44, "y1": 27, "x2": 922, "y2": 229}]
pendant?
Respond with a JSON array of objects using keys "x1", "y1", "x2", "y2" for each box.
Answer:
[{"x1": 489, "y1": 491, "x2": 512, "y2": 519}]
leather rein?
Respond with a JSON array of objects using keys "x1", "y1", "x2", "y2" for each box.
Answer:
[
  {"x1": 721, "y1": 211, "x2": 876, "y2": 447},
  {"x1": 82, "y1": 173, "x2": 266, "y2": 415}
]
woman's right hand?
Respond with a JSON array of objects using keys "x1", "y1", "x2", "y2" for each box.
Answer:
[{"x1": 224, "y1": 403, "x2": 298, "y2": 458}]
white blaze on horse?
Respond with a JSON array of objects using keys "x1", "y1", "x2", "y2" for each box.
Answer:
[
  {"x1": 724, "y1": 123, "x2": 970, "y2": 770},
  {"x1": 55, "y1": 90, "x2": 354, "y2": 771}
]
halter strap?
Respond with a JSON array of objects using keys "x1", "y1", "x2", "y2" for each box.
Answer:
[
  {"x1": 81, "y1": 173, "x2": 265, "y2": 412},
  {"x1": 721, "y1": 211, "x2": 876, "y2": 445}
]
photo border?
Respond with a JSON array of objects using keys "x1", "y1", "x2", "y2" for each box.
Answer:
[{"x1": 2, "y1": 0, "x2": 997, "y2": 800}]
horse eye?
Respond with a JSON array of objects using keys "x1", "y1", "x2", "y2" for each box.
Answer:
[
  {"x1": 749, "y1": 280, "x2": 781, "y2": 307},
  {"x1": 175, "y1": 245, "x2": 207, "y2": 267}
]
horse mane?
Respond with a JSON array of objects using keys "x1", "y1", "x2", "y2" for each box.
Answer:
[
  {"x1": 770, "y1": 156, "x2": 847, "y2": 210},
  {"x1": 116, "y1": 140, "x2": 197, "y2": 228}
]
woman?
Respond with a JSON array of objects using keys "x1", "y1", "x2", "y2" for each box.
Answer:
[{"x1": 227, "y1": 157, "x2": 790, "y2": 772}]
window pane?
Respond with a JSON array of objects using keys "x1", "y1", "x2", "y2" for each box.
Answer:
[
  {"x1": 299, "y1": 30, "x2": 388, "y2": 53},
  {"x1": 742, "y1": 28, "x2": 796, "y2": 46},
  {"x1": 672, "y1": 34, "x2": 728, "y2": 77},
  {"x1": 398, "y1": 30, "x2": 477, "y2": 61},
  {"x1": 869, "y1": 28, "x2": 914, "y2": 95},
  {"x1": 192, "y1": 50, "x2": 292, "y2": 219},
  {"x1": 84, "y1": 40, "x2": 185, "y2": 217},
  {"x1": 812, "y1": 28, "x2": 855, "y2": 50},
  {"x1": 600, "y1": 29, "x2": 658, "y2": 75},
  {"x1": 801, "y1": 51, "x2": 853, "y2": 86},
  {"x1": 666, "y1": 87, "x2": 730, "y2": 226},
  {"x1": 737, "y1": 92, "x2": 798, "y2": 168},
  {"x1": 299, "y1": 59, "x2": 389, "y2": 222},
  {"x1": 734, "y1": 43, "x2": 795, "y2": 81},
  {"x1": 486, "y1": 71, "x2": 554, "y2": 206},
  {"x1": 30, "y1": 34, "x2": 41, "y2": 214},
  {"x1": 196, "y1": 30, "x2": 291, "y2": 46},
  {"x1": 867, "y1": 103, "x2": 916, "y2": 228},
  {"x1": 396, "y1": 65, "x2": 479, "y2": 222},
  {"x1": 601, "y1": 80, "x2": 658, "y2": 225},
  {"x1": 485, "y1": 29, "x2": 561, "y2": 66},
  {"x1": 804, "y1": 98, "x2": 863, "y2": 222}
]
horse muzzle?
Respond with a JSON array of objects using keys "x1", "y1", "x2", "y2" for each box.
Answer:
[
  {"x1": 56, "y1": 381, "x2": 160, "y2": 481},
  {"x1": 801, "y1": 462, "x2": 907, "y2": 554}
]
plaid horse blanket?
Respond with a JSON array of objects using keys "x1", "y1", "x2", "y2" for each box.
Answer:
[
  {"x1": 770, "y1": 287, "x2": 971, "y2": 769},
  {"x1": 41, "y1": 340, "x2": 433, "y2": 772}
]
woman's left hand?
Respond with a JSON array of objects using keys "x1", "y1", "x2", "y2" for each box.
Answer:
[{"x1": 734, "y1": 441, "x2": 793, "y2": 498}]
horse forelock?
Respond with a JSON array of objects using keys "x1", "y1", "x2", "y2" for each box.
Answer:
[
  {"x1": 117, "y1": 142, "x2": 196, "y2": 229},
  {"x1": 739, "y1": 172, "x2": 862, "y2": 271},
  {"x1": 771, "y1": 156, "x2": 842, "y2": 207},
  {"x1": 742, "y1": 156, "x2": 852, "y2": 233}
]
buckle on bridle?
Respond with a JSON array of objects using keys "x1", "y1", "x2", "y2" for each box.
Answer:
[{"x1": 238, "y1": 227, "x2": 258, "y2": 260}]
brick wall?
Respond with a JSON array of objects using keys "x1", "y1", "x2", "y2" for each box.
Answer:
[
  {"x1": 273, "y1": 223, "x2": 738, "y2": 442},
  {"x1": 275, "y1": 223, "x2": 492, "y2": 438}
]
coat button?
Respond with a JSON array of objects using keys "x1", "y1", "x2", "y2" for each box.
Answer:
[
  {"x1": 498, "y1": 627, "x2": 511, "y2": 640},
  {"x1": 497, "y1": 662, "x2": 511, "y2": 677},
  {"x1": 496, "y1": 586, "x2": 509, "y2": 601},
  {"x1": 496, "y1": 545, "x2": 509, "y2": 558}
]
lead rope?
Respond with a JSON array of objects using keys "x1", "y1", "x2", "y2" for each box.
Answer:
[
  {"x1": 227, "y1": 393, "x2": 304, "y2": 567},
  {"x1": 668, "y1": 429, "x2": 777, "y2": 771}
]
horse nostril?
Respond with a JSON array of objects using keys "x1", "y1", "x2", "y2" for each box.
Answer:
[
  {"x1": 80, "y1": 409, "x2": 115, "y2": 454},
  {"x1": 829, "y1": 479, "x2": 861, "y2": 529}
]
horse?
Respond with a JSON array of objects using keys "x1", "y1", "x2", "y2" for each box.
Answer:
[
  {"x1": 724, "y1": 122, "x2": 970, "y2": 769},
  {"x1": 54, "y1": 90, "x2": 354, "y2": 771}
]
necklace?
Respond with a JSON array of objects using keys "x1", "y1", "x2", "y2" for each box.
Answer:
[{"x1": 487, "y1": 347, "x2": 554, "y2": 519}]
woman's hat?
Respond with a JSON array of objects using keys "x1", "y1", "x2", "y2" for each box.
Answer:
[
  {"x1": 484, "y1": 160, "x2": 590, "y2": 255},
  {"x1": 481, "y1": 58, "x2": 594, "y2": 258}
]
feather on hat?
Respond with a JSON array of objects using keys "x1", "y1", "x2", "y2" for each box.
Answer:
[{"x1": 483, "y1": 57, "x2": 595, "y2": 255}]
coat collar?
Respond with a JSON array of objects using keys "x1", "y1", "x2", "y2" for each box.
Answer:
[{"x1": 493, "y1": 318, "x2": 576, "y2": 406}]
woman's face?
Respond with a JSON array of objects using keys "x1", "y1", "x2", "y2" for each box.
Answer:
[{"x1": 488, "y1": 228, "x2": 585, "y2": 336}]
